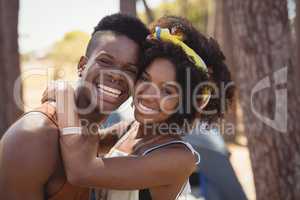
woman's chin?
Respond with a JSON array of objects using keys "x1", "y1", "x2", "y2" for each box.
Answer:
[
  {"x1": 134, "y1": 111, "x2": 167, "y2": 125},
  {"x1": 134, "y1": 111, "x2": 152, "y2": 124}
]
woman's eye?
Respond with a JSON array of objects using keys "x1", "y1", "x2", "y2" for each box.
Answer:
[
  {"x1": 140, "y1": 75, "x2": 149, "y2": 81},
  {"x1": 162, "y1": 88, "x2": 173, "y2": 95}
]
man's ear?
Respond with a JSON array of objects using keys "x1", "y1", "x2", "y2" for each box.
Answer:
[{"x1": 78, "y1": 56, "x2": 88, "y2": 72}]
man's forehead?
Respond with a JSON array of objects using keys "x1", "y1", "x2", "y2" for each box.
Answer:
[{"x1": 91, "y1": 31, "x2": 139, "y2": 64}]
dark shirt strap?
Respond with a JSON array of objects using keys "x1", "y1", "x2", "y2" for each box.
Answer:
[{"x1": 139, "y1": 189, "x2": 152, "y2": 200}]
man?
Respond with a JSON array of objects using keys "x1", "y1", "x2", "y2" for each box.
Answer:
[{"x1": 0, "y1": 14, "x2": 149, "y2": 200}]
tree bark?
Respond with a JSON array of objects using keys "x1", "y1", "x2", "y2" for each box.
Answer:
[
  {"x1": 178, "y1": 0, "x2": 189, "y2": 18},
  {"x1": 120, "y1": 0, "x2": 137, "y2": 16},
  {"x1": 207, "y1": 0, "x2": 242, "y2": 142},
  {"x1": 226, "y1": 0, "x2": 300, "y2": 199},
  {"x1": 297, "y1": 0, "x2": 300, "y2": 69},
  {"x1": 0, "y1": 0, "x2": 22, "y2": 138},
  {"x1": 141, "y1": 0, "x2": 154, "y2": 24},
  {"x1": 207, "y1": 0, "x2": 216, "y2": 36}
]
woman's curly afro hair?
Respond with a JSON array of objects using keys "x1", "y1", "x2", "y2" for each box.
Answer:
[{"x1": 140, "y1": 16, "x2": 235, "y2": 125}]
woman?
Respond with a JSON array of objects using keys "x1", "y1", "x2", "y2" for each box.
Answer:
[{"x1": 51, "y1": 16, "x2": 234, "y2": 200}]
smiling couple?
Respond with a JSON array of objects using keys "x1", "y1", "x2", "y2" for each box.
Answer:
[{"x1": 0, "y1": 14, "x2": 234, "y2": 200}]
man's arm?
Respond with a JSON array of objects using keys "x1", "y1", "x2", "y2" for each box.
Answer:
[{"x1": 0, "y1": 112, "x2": 60, "y2": 200}]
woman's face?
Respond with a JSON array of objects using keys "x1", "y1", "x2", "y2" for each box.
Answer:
[{"x1": 134, "y1": 58, "x2": 180, "y2": 124}]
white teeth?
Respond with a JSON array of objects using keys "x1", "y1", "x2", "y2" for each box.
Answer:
[
  {"x1": 138, "y1": 101, "x2": 158, "y2": 114},
  {"x1": 96, "y1": 84, "x2": 122, "y2": 98},
  {"x1": 100, "y1": 88, "x2": 119, "y2": 98}
]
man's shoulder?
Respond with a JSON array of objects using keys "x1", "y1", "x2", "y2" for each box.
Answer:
[
  {"x1": 2, "y1": 111, "x2": 59, "y2": 144},
  {"x1": 21, "y1": 111, "x2": 58, "y2": 132},
  {"x1": 0, "y1": 111, "x2": 61, "y2": 188}
]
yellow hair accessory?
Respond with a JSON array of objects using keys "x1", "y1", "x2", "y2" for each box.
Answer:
[
  {"x1": 151, "y1": 26, "x2": 211, "y2": 109},
  {"x1": 152, "y1": 26, "x2": 208, "y2": 73}
]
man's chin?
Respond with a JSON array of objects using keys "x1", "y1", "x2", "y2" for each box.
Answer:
[
  {"x1": 97, "y1": 101, "x2": 122, "y2": 115},
  {"x1": 96, "y1": 93, "x2": 129, "y2": 114}
]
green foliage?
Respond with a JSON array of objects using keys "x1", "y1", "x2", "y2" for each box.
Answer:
[
  {"x1": 138, "y1": 0, "x2": 210, "y2": 33},
  {"x1": 46, "y1": 31, "x2": 90, "y2": 80},
  {"x1": 47, "y1": 31, "x2": 90, "y2": 65},
  {"x1": 20, "y1": 53, "x2": 31, "y2": 63}
]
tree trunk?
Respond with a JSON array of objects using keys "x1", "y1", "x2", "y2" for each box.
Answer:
[
  {"x1": 120, "y1": 0, "x2": 136, "y2": 16},
  {"x1": 178, "y1": 0, "x2": 189, "y2": 18},
  {"x1": 207, "y1": 0, "x2": 243, "y2": 142},
  {"x1": 226, "y1": 0, "x2": 300, "y2": 199},
  {"x1": 206, "y1": 0, "x2": 216, "y2": 36},
  {"x1": 297, "y1": 0, "x2": 300, "y2": 68},
  {"x1": 0, "y1": 0, "x2": 22, "y2": 138},
  {"x1": 141, "y1": 0, "x2": 154, "y2": 24}
]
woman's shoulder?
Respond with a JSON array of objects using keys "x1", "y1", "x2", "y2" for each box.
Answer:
[
  {"x1": 142, "y1": 140, "x2": 197, "y2": 180},
  {"x1": 143, "y1": 138, "x2": 197, "y2": 170}
]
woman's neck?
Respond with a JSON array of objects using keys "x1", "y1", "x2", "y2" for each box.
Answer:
[{"x1": 135, "y1": 122, "x2": 155, "y2": 139}]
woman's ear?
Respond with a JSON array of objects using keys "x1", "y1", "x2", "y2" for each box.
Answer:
[
  {"x1": 195, "y1": 92, "x2": 211, "y2": 117},
  {"x1": 78, "y1": 56, "x2": 88, "y2": 77},
  {"x1": 196, "y1": 96, "x2": 210, "y2": 110}
]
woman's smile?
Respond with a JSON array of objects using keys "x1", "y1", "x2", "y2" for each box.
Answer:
[{"x1": 136, "y1": 99, "x2": 160, "y2": 115}]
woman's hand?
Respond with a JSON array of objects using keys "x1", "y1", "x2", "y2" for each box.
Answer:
[
  {"x1": 41, "y1": 81, "x2": 56, "y2": 103},
  {"x1": 42, "y1": 81, "x2": 81, "y2": 130},
  {"x1": 54, "y1": 82, "x2": 100, "y2": 180},
  {"x1": 55, "y1": 82, "x2": 80, "y2": 129}
]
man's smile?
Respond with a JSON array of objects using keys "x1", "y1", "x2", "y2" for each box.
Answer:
[{"x1": 96, "y1": 83, "x2": 122, "y2": 98}]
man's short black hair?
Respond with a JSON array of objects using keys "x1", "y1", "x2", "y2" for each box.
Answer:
[{"x1": 86, "y1": 13, "x2": 149, "y2": 56}]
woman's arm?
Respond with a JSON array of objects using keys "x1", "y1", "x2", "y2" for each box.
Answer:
[
  {"x1": 97, "y1": 121, "x2": 133, "y2": 155},
  {"x1": 56, "y1": 84, "x2": 196, "y2": 190},
  {"x1": 61, "y1": 136, "x2": 195, "y2": 190}
]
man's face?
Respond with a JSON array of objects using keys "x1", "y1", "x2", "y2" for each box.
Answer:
[{"x1": 76, "y1": 32, "x2": 139, "y2": 115}]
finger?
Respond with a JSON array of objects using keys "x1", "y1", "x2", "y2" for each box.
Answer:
[
  {"x1": 66, "y1": 85, "x2": 78, "y2": 127},
  {"x1": 41, "y1": 82, "x2": 56, "y2": 103},
  {"x1": 41, "y1": 86, "x2": 49, "y2": 103},
  {"x1": 56, "y1": 81, "x2": 68, "y2": 128}
]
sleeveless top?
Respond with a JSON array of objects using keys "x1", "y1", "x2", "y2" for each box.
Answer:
[
  {"x1": 94, "y1": 122, "x2": 200, "y2": 200},
  {"x1": 27, "y1": 102, "x2": 90, "y2": 200}
]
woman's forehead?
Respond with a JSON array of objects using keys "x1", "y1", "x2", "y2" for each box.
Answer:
[{"x1": 147, "y1": 58, "x2": 177, "y2": 83}]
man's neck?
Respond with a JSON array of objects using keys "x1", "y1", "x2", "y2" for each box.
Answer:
[{"x1": 78, "y1": 112, "x2": 107, "y2": 126}]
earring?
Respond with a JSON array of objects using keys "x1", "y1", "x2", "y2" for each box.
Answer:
[
  {"x1": 78, "y1": 65, "x2": 86, "y2": 77},
  {"x1": 78, "y1": 70, "x2": 82, "y2": 77}
]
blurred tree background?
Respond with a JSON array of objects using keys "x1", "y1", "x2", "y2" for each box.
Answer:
[
  {"x1": 47, "y1": 31, "x2": 90, "y2": 79},
  {"x1": 138, "y1": 0, "x2": 210, "y2": 33},
  {"x1": 225, "y1": 0, "x2": 300, "y2": 199},
  {"x1": 0, "y1": 0, "x2": 22, "y2": 135},
  {"x1": 1, "y1": 0, "x2": 299, "y2": 199}
]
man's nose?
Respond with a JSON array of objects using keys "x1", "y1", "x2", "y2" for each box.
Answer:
[{"x1": 108, "y1": 70, "x2": 124, "y2": 83}]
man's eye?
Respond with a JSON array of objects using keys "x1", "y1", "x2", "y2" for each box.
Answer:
[
  {"x1": 97, "y1": 58, "x2": 113, "y2": 66},
  {"x1": 125, "y1": 68, "x2": 137, "y2": 75}
]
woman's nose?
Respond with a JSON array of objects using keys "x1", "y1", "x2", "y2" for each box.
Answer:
[{"x1": 142, "y1": 84, "x2": 161, "y2": 100}]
